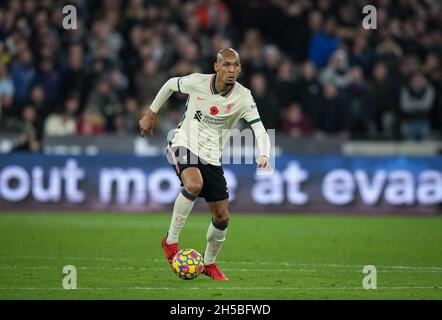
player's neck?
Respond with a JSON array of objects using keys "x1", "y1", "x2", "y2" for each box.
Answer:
[{"x1": 214, "y1": 74, "x2": 233, "y2": 94}]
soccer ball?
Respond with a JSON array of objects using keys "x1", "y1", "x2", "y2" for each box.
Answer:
[{"x1": 172, "y1": 249, "x2": 204, "y2": 280}]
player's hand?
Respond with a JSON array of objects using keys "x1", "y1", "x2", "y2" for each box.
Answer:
[
  {"x1": 139, "y1": 109, "x2": 157, "y2": 137},
  {"x1": 256, "y1": 155, "x2": 271, "y2": 170}
]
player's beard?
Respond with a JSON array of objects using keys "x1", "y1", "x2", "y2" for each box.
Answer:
[{"x1": 225, "y1": 77, "x2": 236, "y2": 85}]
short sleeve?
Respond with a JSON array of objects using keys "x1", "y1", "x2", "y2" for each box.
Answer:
[
  {"x1": 241, "y1": 91, "x2": 262, "y2": 125},
  {"x1": 177, "y1": 73, "x2": 200, "y2": 94}
]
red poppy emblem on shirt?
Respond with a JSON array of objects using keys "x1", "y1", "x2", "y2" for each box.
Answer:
[{"x1": 210, "y1": 106, "x2": 219, "y2": 115}]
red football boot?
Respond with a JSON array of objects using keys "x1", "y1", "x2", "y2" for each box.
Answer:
[
  {"x1": 203, "y1": 263, "x2": 229, "y2": 280},
  {"x1": 161, "y1": 235, "x2": 179, "y2": 268}
]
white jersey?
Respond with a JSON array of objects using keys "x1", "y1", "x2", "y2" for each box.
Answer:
[{"x1": 167, "y1": 73, "x2": 264, "y2": 166}]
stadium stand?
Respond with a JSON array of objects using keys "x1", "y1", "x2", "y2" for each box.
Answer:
[{"x1": 0, "y1": 0, "x2": 440, "y2": 154}]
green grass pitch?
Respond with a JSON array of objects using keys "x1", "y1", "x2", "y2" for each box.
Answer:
[{"x1": 0, "y1": 212, "x2": 441, "y2": 299}]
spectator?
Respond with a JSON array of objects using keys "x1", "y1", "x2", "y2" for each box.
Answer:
[
  {"x1": 114, "y1": 113, "x2": 128, "y2": 136},
  {"x1": 84, "y1": 58, "x2": 106, "y2": 99},
  {"x1": 44, "y1": 94, "x2": 79, "y2": 137},
  {"x1": 274, "y1": 59, "x2": 296, "y2": 109},
  {"x1": 249, "y1": 73, "x2": 279, "y2": 130},
  {"x1": 124, "y1": 0, "x2": 148, "y2": 27},
  {"x1": 10, "y1": 48, "x2": 35, "y2": 106},
  {"x1": 61, "y1": 43, "x2": 87, "y2": 103},
  {"x1": 122, "y1": 24, "x2": 144, "y2": 77},
  {"x1": 238, "y1": 29, "x2": 263, "y2": 78},
  {"x1": 293, "y1": 61, "x2": 322, "y2": 130},
  {"x1": 317, "y1": 82, "x2": 348, "y2": 137},
  {"x1": 261, "y1": 44, "x2": 282, "y2": 82},
  {"x1": 319, "y1": 49, "x2": 351, "y2": 90},
  {"x1": 287, "y1": 9, "x2": 323, "y2": 62},
  {"x1": 86, "y1": 76, "x2": 122, "y2": 132},
  {"x1": 135, "y1": 58, "x2": 167, "y2": 107},
  {"x1": 0, "y1": 61, "x2": 14, "y2": 119},
  {"x1": 375, "y1": 37, "x2": 403, "y2": 73},
  {"x1": 423, "y1": 53, "x2": 442, "y2": 83},
  {"x1": 336, "y1": 3, "x2": 359, "y2": 29},
  {"x1": 77, "y1": 108, "x2": 105, "y2": 136},
  {"x1": 348, "y1": 31, "x2": 374, "y2": 76},
  {"x1": 345, "y1": 66, "x2": 374, "y2": 138},
  {"x1": 28, "y1": 84, "x2": 50, "y2": 123},
  {"x1": 0, "y1": 37, "x2": 11, "y2": 64},
  {"x1": 119, "y1": 96, "x2": 140, "y2": 135},
  {"x1": 88, "y1": 19, "x2": 123, "y2": 63},
  {"x1": 281, "y1": 102, "x2": 312, "y2": 137},
  {"x1": 369, "y1": 62, "x2": 398, "y2": 139},
  {"x1": 308, "y1": 16, "x2": 341, "y2": 69},
  {"x1": 108, "y1": 66, "x2": 130, "y2": 100},
  {"x1": 423, "y1": 53, "x2": 442, "y2": 135},
  {"x1": 399, "y1": 71, "x2": 435, "y2": 140},
  {"x1": 212, "y1": 7, "x2": 237, "y2": 44},
  {"x1": 195, "y1": 0, "x2": 228, "y2": 32},
  {"x1": 33, "y1": 58, "x2": 61, "y2": 110},
  {"x1": 12, "y1": 105, "x2": 41, "y2": 152}
]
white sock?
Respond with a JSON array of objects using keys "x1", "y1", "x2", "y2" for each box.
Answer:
[
  {"x1": 166, "y1": 189, "x2": 196, "y2": 245},
  {"x1": 204, "y1": 221, "x2": 228, "y2": 265}
]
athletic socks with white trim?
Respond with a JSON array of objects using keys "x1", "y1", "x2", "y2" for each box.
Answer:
[
  {"x1": 204, "y1": 220, "x2": 228, "y2": 265},
  {"x1": 166, "y1": 189, "x2": 197, "y2": 245}
]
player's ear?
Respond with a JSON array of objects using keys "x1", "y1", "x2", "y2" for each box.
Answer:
[{"x1": 214, "y1": 62, "x2": 219, "y2": 72}]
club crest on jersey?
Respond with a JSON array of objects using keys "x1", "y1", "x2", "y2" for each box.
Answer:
[
  {"x1": 226, "y1": 103, "x2": 233, "y2": 112},
  {"x1": 210, "y1": 106, "x2": 219, "y2": 115}
]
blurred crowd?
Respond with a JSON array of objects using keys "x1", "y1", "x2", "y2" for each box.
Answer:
[{"x1": 0, "y1": 0, "x2": 441, "y2": 152}]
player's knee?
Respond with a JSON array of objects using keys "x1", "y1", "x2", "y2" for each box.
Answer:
[
  {"x1": 213, "y1": 210, "x2": 230, "y2": 226},
  {"x1": 185, "y1": 180, "x2": 203, "y2": 196}
]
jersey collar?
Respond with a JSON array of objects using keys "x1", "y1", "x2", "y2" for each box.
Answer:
[{"x1": 210, "y1": 74, "x2": 235, "y2": 98}]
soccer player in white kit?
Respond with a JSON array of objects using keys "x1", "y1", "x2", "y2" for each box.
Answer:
[{"x1": 139, "y1": 48, "x2": 271, "y2": 280}]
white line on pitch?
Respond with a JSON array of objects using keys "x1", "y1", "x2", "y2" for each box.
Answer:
[
  {"x1": 0, "y1": 265, "x2": 318, "y2": 272},
  {"x1": 1, "y1": 265, "x2": 442, "y2": 274},
  {"x1": 2, "y1": 256, "x2": 442, "y2": 272}
]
